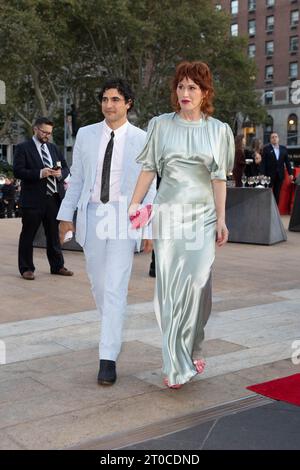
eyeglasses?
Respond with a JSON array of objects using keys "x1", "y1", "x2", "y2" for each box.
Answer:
[{"x1": 37, "y1": 128, "x2": 52, "y2": 136}]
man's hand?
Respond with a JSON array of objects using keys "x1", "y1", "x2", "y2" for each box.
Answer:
[
  {"x1": 51, "y1": 169, "x2": 62, "y2": 178},
  {"x1": 290, "y1": 174, "x2": 294, "y2": 182},
  {"x1": 143, "y1": 239, "x2": 153, "y2": 253},
  {"x1": 41, "y1": 168, "x2": 55, "y2": 178},
  {"x1": 41, "y1": 168, "x2": 62, "y2": 179},
  {"x1": 59, "y1": 221, "x2": 75, "y2": 245}
]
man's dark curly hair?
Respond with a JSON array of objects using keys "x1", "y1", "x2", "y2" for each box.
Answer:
[{"x1": 98, "y1": 78, "x2": 135, "y2": 111}]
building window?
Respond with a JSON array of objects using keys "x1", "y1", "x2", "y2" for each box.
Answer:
[
  {"x1": 231, "y1": 23, "x2": 238, "y2": 36},
  {"x1": 266, "y1": 0, "x2": 275, "y2": 6},
  {"x1": 248, "y1": 0, "x2": 256, "y2": 12},
  {"x1": 248, "y1": 19, "x2": 256, "y2": 36},
  {"x1": 266, "y1": 15, "x2": 274, "y2": 32},
  {"x1": 290, "y1": 62, "x2": 298, "y2": 79},
  {"x1": 291, "y1": 10, "x2": 299, "y2": 27},
  {"x1": 287, "y1": 114, "x2": 298, "y2": 146},
  {"x1": 264, "y1": 115, "x2": 274, "y2": 144},
  {"x1": 265, "y1": 40, "x2": 274, "y2": 56},
  {"x1": 264, "y1": 90, "x2": 273, "y2": 105},
  {"x1": 248, "y1": 44, "x2": 256, "y2": 58},
  {"x1": 231, "y1": 0, "x2": 238, "y2": 15},
  {"x1": 290, "y1": 36, "x2": 299, "y2": 52},
  {"x1": 265, "y1": 65, "x2": 274, "y2": 80}
]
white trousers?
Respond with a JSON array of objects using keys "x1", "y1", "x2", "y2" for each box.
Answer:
[{"x1": 83, "y1": 204, "x2": 136, "y2": 361}]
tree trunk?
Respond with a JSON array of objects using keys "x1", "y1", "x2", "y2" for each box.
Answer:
[{"x1": 30, "y1": 65, "x2": 48, "y2": 116}]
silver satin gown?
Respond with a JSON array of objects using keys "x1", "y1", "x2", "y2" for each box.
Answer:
[{"x1": 137, "y1": 112, "x2": 234, "y2": 385}]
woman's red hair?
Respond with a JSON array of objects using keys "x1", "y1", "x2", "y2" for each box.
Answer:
[{"x1": 171, "y1": 61, "x2": 214, "y2": 116}]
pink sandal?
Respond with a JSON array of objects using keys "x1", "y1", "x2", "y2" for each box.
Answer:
[
  {"x1": 163, "y1": 377, "x2": 182, "y2": 389},
  {"x1": 193, "y1": 359, "x2": 206, "y2": 374}
]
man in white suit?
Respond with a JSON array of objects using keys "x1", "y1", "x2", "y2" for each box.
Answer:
[{"x1": 58, "y1": 79, "x2": 155, "y2": 385}]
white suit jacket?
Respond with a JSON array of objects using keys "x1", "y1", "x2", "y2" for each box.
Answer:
[{"x1": 57, "y1": 120, "x2": 156, "y2": 247}]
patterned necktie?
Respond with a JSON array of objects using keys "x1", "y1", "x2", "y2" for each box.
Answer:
[
  {"x1": 41, "y1": 143, "x2": 56, "y2": 196},
  {"x1": 100, "y1": 131, "x2": 115, "y2": 203}
]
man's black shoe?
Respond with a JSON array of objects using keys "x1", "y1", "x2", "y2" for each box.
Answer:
[
  {"x1": 97, "y1": 359, "x2": 116, "y2": 385},
  {"x1": 149, "y1": 267, "x2": 156, "y2": 278}
]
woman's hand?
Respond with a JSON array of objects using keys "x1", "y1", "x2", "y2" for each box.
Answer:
[
  {"x1": 128, "y1": 203, "x2": 140, "y2": 218},
  {"x1": 216, "y1": 218, "x2": 229, "y2": 247},
  {"x1": 128, "y1": 170, "x2": 156, "y2": 218}
]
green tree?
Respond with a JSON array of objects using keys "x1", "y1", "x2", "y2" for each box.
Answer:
[
  {"x1": 0, "y1": 0, "x2": 266, "y2": 138},
  {"x1": 0, "y1": 0, "x2": 73, "y2": 137},
  {"x1": 65, "y1": 0, "x2": 266, "y2": 127}
]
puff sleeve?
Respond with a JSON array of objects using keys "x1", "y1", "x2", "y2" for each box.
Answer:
[
  {"x1": 136, "y1": 117, "x2": 163, "y2": 176},
  {"x1": 210, "y1": 123, "x2": 235, "y2": 181}
]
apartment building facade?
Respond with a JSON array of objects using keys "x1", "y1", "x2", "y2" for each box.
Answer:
[{"x1": 214, "y1": 0, "x2": 300, "y2": 149}]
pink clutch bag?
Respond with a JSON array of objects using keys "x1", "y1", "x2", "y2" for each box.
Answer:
[{"x1": 130, "y1": 204, "x2": 153, "y2": 229}]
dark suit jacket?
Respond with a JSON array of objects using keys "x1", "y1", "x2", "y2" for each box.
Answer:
[
  {"x1": 261, "y1": 144, "x2": 292, "y2": 181},
  {"x1": 232, "y1": 149, "x2": 246, "y2": 187},
  {"x1": 1, "y1": 183, "x2": 16, "y2": 201},
  {"x1": 13, "y1": 139, "x2": 69, "y2": 209}
]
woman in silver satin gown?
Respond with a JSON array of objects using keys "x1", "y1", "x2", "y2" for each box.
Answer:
[{"x1": 129, "y1": 61, "x2": 234, "y2": 388}]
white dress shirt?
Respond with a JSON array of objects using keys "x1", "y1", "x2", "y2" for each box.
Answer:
[
  {"x1": 90, "y1": 120, "x2": 128, "y2": 203},
  {"x1": 272, "y1": 145, "x2": 280, "y2": 160},
  {"x1": 33, "y1": 136, "x2": 54, "y2": 167}
]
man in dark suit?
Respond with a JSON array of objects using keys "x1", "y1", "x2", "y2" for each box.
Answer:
[
  {"x1": 261, "y1": 132, "x2": 294, "y2": 204},
  {"x1": 13, "y1": 117, "x2": 73, "y2": 280},
  {"x1": 0, "y1": 177, "x2": 16, "y2": 218}
]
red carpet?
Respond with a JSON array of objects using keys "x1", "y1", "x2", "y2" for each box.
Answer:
[{"x1": 247, "y1": 374, "x2": 300, "y2": 406}]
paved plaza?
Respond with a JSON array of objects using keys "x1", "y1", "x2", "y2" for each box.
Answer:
[{"x1": 0, "y1": 217, "x2": 299, "y2": 449}]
